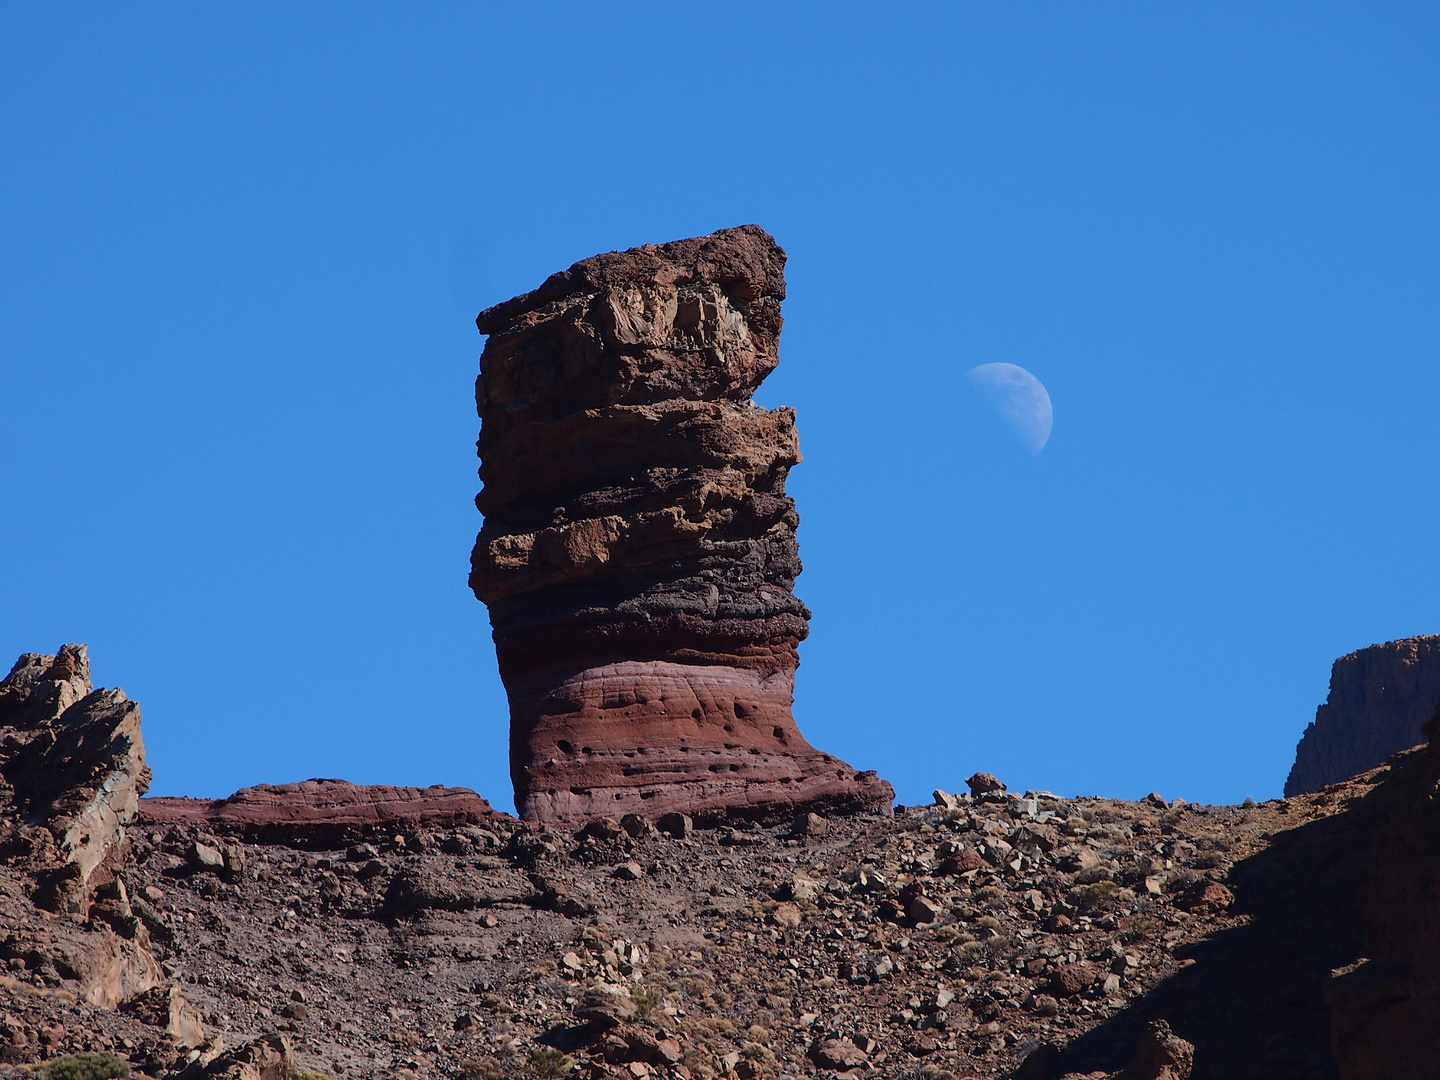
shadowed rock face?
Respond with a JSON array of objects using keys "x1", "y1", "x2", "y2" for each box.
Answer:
[
  {"x1": 1324, "y1": 708, "x2": 1440, "y2": 1079},
  {"x1": 469, "y1": 225, "x2": 893, "y2": 823},
  {"x1": 1285, "y1": 635, "x2": 1440, "y2": 796}
]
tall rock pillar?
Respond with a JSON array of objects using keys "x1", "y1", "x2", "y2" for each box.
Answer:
[{"x1": 470, "y1": 226, "x2": 892, "y2": 823}]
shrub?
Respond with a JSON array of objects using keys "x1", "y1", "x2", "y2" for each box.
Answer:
[
  {"x1": 1072, "y1": 880, "x2": 1119, "y2": 914},
  {"x1": 37, "y1": 1054, "x2": 130, "y2": 1080},
  {"x1": 526, "y1": 1048, "x2": 574, "y2": 1078}
]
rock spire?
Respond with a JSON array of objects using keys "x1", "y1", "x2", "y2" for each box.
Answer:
[{"x1": 469, "y1": 225, "x2": 892, "y2": 823}]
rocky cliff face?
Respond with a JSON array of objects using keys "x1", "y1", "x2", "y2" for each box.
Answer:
[
  {"x1": 469, "y1": 225, "x2": 892, "y2": 824},
  {"x1": 1324, "y1": 711, "x2": 1440, "y2": 1079},
  {"x1": 1284, "y1": 635, "x2": 1440, "y2": 796}
]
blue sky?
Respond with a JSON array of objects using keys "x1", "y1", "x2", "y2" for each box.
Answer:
[{"x1": 3, "y1": 4, "x2": 1438, "y2": 810}]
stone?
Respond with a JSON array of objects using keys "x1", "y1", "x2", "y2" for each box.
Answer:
[
  {"x1": 656, "y1": 812, "x2": 693, "y2": 839},
  {"x1": 1175, "y1": 881, "x2": 1233, "y2": 915},
  {"x1": 188, "y1": 842, "x2": 225, "y2": 874},
  {"x1": 469, "y1": 226, "x2": 894, "y2": 824},
  {"x1": 809, "y1": 1038, "x2": 868, "y2": 1069},
  {"x1": 119, "y1": 983, "x2": 206, "y2": 1048},
  {"x1": 576, "y1": 987, "x2": 638, "y2": 1027},
  {"x1": 791, "y1": 811, "x2": 829, "y2": 837},
  {"x1": 1287, "y1": 635, "x2": 1440, "y2": 796},
  {"x1": 582, "y1": 817, "x2": 625, "y2": 841},
  {"x1": 785, "y1": 874, "x2": 820, "y2": 903},
  {"x1": 1110, "y1": 1019, "x2": 1194, "y2": 1080},
  {"x1": 907, "y1": 895, "x2": 942, "y2": 925},
  {"x1": 938, "y1": 849, "x2": 984, "y2": 875},
  {"x1": 1052, "y1": 962, "x2": 1098, "y2": 998},
  {"x1": 770, "y1": 902, "x2": 802, "y2": 928},
  {"x1": 932, "y1": 789, "x2": 961, "y2": 811},
  {"x1": 619, "y1": 813, "x2": 651, "y2": 838},
  {"x1": 613, "y1": 861, "x2": 644, "y2": 881},
  {"x1": 176, "y1": 1032, "x2": 293, "y2": 1080},
  {"x1": 966, "y1": 773, "x2": 1005, "y2": 797}
]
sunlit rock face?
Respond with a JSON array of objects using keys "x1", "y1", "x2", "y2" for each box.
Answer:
[
  {"x1": 470, "y1": 226, "x2": 892, "y2": 824},
  {"x1": 1286, "y1": 635, "x2": 1440, "y2": 796}
]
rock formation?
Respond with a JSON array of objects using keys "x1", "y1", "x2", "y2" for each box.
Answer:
[
  {"x1": 1324, "y1": 707, "x2": 1440, "y2": 1079},
  {"x1": 0, "y1": 645, "x2": 166, "y2": 1010},
  {"x1": 142, "y1": 778, "x2": 507, "y2": 848},
  {"x1": 0, "y1": 645, "x2": 151, "y2": 914},
  {"x1": 468, "y1": 225, "x2": 893, "y2": 823},
  {"x1": 1285, "y1": 635, "x2": 1440, "y2": 796}
]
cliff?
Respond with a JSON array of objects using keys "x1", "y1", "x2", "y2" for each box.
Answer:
[{"x1": 1284, "y1": 635, "x2": 1440, "y2": 796}]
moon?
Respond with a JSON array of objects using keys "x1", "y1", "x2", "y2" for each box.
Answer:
[{"x1": 964, "y1": 363, "x2": 1053, "y2": 456}]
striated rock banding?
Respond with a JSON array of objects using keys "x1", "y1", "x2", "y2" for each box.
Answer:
[
  {"x1": 1285, "y1": 634, "x2": 1440, "y2": 796},
  {"x1": 141, "y1": 779, "x2": 509, "y2": 848},
  {"x1": 469, "y1": 225, "x2": 893, "y2": 823}
]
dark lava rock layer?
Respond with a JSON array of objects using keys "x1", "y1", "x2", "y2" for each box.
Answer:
[
  {"x1": 1285, "y1": 635, "x2": 1440, "y2": 796},
  {"x1": 468, "y1": 225, "x2": 892, "y2": 824}
]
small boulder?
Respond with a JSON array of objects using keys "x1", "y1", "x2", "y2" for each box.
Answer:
[
  {"x1": 619, "y1": 814, "x2": 651, "y2": 838},
  {"x1": 656, "y1": 812, "x2": 692, "y2": 839},
  {"x1": 576, "y1": 987, "x2": 638, "y2": 1027},
  {"x1": 966, "y1": 772, "x2": 1006, "y2": 797},
  {"x1": 1052, "y1": 962, "x2": 1098, "y2": 998},
  {"x1": 809, "y1": 1038, "x2": 869, "y2": 1070},
  {"x1": 581, "y1": 817, "x2": 624, "y2": 842}
]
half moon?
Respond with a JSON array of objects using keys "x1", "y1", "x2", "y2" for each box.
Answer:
[{"x1": 964, "y1": 363, "x2": 1053, "y2": 456}]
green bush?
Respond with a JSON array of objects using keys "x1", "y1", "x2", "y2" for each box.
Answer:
[{"x1": 37, "y1": 1053, "x2": 131, "y2": 1080}]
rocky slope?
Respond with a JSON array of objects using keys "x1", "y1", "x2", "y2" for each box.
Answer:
[
  {"x1": 1285, "y1": 635, "x2": 1440, "y2": 796},
  {"x1": 8, "y1": 645, "x2": 1439, "y2": 1080},
  {"x1": 468, "y1": 226, "x2": 890, "y2": 825}
]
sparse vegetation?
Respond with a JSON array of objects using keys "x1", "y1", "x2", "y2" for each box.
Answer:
[
  {"x1": 526, "y1": 1048, "x2": 574, "y2": 1078},
  {"x1": 36, "y1": 1053, "x2": 130, "y2": 1080}
]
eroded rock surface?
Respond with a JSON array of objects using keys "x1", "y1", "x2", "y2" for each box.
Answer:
[
  {"x1": 142, "y1": 779, "x2": 507, "y2": 848},
  {"x1": 1323, "y1": 708, "x2": 1440, "y2": 1079},
  {"x1": 1285, "y1": 634, "x2": 1440, "y2": 795},
  {"x1": 469, "y1": 225, "x2": 893, "y2": 823}
]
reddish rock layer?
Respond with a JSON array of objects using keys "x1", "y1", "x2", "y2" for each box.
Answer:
[
  {"x1": 1285, "y1": 635, "x2": 1440, "y2": 796},
  {"x1": 141, "y1": 779, "x2": 510, "y2": 848},
  {"x1": 469, "y1": 225, "x2": 892, "y2": 823}
]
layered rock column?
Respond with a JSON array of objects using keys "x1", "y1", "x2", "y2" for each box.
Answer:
[{"x1": 469, "y1": 226, "x2": 892, "y2": 823}]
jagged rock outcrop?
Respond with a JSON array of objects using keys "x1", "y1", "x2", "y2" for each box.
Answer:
[
  {"x1": 0, "y1": 646, "x2": 170, "y2": 1011},
  {"x1": 1324, "y1": 707, "x2": 1440, "y2": 1079},
  {"x1": 141, "y1": 778, "x2": 508, "y2": 847},
  {"x1": 469, "y1": 225, "x2": 893, "y2": 823},
  {"x1": 0, "y1": 645, "x2": 152, "y2": 912},
  {"x1": 1285, "y1": 635, "x2": 1440, "y2": 796}
]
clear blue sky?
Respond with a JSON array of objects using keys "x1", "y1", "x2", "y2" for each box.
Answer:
[{"x1": 4, "y1": 4, "x2": 1438, "y2": 810}]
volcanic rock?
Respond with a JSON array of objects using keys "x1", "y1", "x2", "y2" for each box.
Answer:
[
  {"x1": 468, "y1": 225, "x2": 893, "y2": 823},
  {"x1": 0, "y1": 645, "x2": 152, "y2": 912},
  {"x1": 1323, "y1": 705, "x2": 1440, "y2": 1079},
  {"x1": 140, "y1": 778, "x2": 506, "y2": 847},
  {"x1": 1285, "y1": 634, "x2": 1440, "y2": 795}
]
